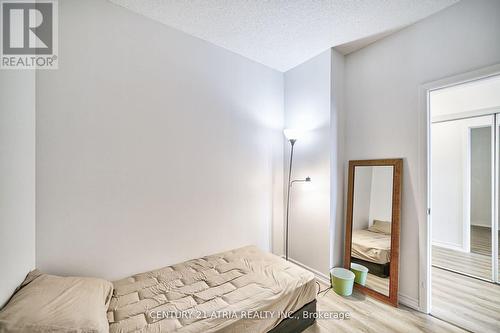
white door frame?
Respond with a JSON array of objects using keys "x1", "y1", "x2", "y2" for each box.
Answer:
[
  {"x1": 418, "y1": 63, "x2": 500, "y2": 314},
  {"x1": 494, "y1": 115, "x2": 499, "y2": 285}
]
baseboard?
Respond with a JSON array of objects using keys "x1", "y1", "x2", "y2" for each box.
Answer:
[
  {"x1": 398, "y1": 293, "x2": 419, "y2": 310},
  {"x1": 432, "y1": 240, "x2": 468, "y2": 253},
  {"x1": 471, "y1": 222, "x2": 490, "y2": 229},
  {"x1": 281, "y1": 256, "x2": 330, "y2": 285},
  {"x1": 281, "y1": 256, "x2": 421, "y2": 311}
]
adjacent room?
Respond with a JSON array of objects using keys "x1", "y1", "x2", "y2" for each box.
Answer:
[
  {"x1": 430, "y1": 75, "x2": 500, "y2": 332},
  {"x1": 1, "y1": 0, "x2": 499, "y2": 332}
]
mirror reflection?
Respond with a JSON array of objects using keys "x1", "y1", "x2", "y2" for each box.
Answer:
[{"x1": 351, "y1": 165, "x2": 394, "y2": 296}]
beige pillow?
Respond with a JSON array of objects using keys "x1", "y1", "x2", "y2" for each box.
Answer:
[
  {"x1": 368, "y1": 220, "x2": 392, "y2": 235},
  {"x1": 0, "y1": 269, "x2": 113, "y2": 333}
]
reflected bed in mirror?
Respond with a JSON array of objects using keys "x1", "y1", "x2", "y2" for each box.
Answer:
[{"x1": 345, "y1": 159, "x2": 402, "y2": 306}]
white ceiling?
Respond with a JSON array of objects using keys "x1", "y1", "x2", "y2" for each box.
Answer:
[{"x1": 108, "y1": 0, "x2": 459, "y2": 72}]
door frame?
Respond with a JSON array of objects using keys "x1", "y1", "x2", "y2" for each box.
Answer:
[{"x1": 418, "y1": 63, "x2": 500, "y2": 314}]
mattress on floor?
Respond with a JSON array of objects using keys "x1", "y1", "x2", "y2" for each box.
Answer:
[
  {"x1": 351, "y1": 229, "x2": 391, "y2": 264},
  {"x1": 107, "y1": 246, "x2": 316, "y2": 333}
]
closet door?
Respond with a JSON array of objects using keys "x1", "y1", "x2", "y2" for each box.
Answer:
[
  {"x1": 431, "y1": 115, "x2": 494, "y2": 281},
  {"x1": 495, "y1": 115, "x2": 500, "y2": 283}
]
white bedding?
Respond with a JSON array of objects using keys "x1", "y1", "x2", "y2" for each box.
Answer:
[
  {"x1": 107, "y1": 246, "x2": 316, "y2": 333},
  {"x1": 351, "y1": 229, "x2": 391, "y2": 264}
]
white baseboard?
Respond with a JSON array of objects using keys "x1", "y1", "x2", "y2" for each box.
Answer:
[
  {"x1": 471, "y1": 221, "x2": 490, "y2": 228},
  {"x1": 281, "y1": 256, "x2": 330, "y2": 284},
  {"x1": 282, "y1": 256, "x2": 421, "y2": 311},
  {"x1": 432, "y1": 240, "x2": 468, "y2": 253},
  {"x1": 398, "y1": 293, "x2": 419, "y2": 310}
]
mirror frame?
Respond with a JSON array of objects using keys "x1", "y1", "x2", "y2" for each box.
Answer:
[{"x1": 344, "y1": 158, "x2": 403, "y2": 307}]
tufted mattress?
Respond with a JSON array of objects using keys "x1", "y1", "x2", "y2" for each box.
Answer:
[{"x1": 107, "y1": 246, "x2": 316, "y2": 333}]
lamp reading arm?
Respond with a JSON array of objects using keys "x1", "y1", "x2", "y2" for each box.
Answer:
[{"x1": 290, "y1": 177, "x2": 311, "y2": 186}]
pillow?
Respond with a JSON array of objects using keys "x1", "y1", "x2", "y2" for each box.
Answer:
[
  {"x1": 368, "y1": 220, "x2": 392, "y2": 235},
  {"x1": 0, "y1": 269, "x2": 113, "y2": 333}
]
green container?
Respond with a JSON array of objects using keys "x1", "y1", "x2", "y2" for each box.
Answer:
[
  {"x1": 350, "y1": 263, "x2": 369, "y2": 286},
  {"x1": 330, "y1": 267, "x2": 355, "y2": 296}
]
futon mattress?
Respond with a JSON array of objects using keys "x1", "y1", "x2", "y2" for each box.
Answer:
[{"x1": 107, "y1": 246, "x2": 316, "y2": 333}]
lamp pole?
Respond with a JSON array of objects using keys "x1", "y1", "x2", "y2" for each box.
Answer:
[
  {"x1": 285, "y1": 139, "x2": 296, "y2": 261},
  {"x1": 283, "y1": 129, "x2": 310, "y2": 262}
]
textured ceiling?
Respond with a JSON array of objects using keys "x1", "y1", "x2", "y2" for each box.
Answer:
[{"x1": 108, "y1": 0, "x2": 459, "y2": 72}]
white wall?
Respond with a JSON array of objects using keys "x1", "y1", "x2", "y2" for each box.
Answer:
[
  {"x1": 0, "y1": 71, "x2": 36, "y2": 307},
  {"x1": 342, "y1": 0, "x2": 500, "y2": 303},
  {"x1": 330, "y1": 50, "x2": 346, "y2": 269},
  {"x1": 283, "y1": 50, "x2": 331, "y2": 277},
  {"x1": 35, "y1": 0, "x2": 284, "y2": 280},
  {"x1": 431, "y1": 119, "x2": 467, "y2": 250},
  {"x1": 431, "y1": 117, "x2": 493, "y2": 251},
  {"x1": 352, "y1": 167, "x2": 372, "y2": 231},
  {"x1": 430, "y1": 73, "x2": 499, "y2": 231},
  {"x1": 431, "y1": 74, "x2": 500, "y2": 118},
  {"x1": 368, "y1": 166, "x2": 394, "y2": 225},
  {"x1": 471, "y1": 127, "x2": 491, "y2": 228},
  {"x1": 352, "y1": 166, "x2": 393, "y2": 231}
]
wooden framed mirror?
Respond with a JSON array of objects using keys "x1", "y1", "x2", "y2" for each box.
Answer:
[{"x1": 344, "y1": 159, "x2": 402, "y2": 306}]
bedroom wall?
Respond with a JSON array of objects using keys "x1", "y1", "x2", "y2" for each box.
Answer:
[
  {"x1": 470, "y1": 127, "x2": 492, "y2": 228},
  {"x1": 330, "y1": 50, "x2": 346, "y2": 270},
  {"x1": 36, "y1": 0, "x2": 284, "y2": 280},
  {"x1": 368, "y1": 166, "x2": 394, "y2": 225},
  {"x1": 0, "y1": 71, "x2": 36, "y2": 307},
  {"x1": 343, "y1": 0, "x2": 500, "y2": 305},
  {"x1": 352, "y1": 167, "x2": 372, "y2": 231},
  {"x1": 431, "y1": 119, "x2": 468, "y2": 250},
  {"x1": 430, "y1": 75, "x2": 499, "y2": 230},
  {"x1": 431, "y1": 117, "x2": 493, "y2": 251},
  {"x1": 352, "y1": 166, "x2": 393, "y2": 231},
  {"x1": 283, "y1": 50, "x2": 332, "y2": 278}
]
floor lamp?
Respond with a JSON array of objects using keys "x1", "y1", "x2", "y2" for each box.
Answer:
[{"x1": 284, "y1": 129, "x2": 311, "y2": 261}]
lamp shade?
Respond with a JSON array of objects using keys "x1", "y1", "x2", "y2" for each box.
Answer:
[{"x1": 283, "y1": 128, "x2": 302, "y2": 141}]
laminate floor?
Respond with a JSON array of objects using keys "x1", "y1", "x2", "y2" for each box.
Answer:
[
  {"x1": 431, "y1": 267, "x2": 500, "y2": 333},
  {"x1": 303, "y1": 281, "x2": 466, "y2": 333},
  {"x1": 432, "y1": 226, "x2": 499, "y2": 280},
  {"x1": 432, "y1": 245, "x2": 491, "y2": 279},
  {"x1": 470, "y1": 226, "x2": 496, "y2": 256},
  {"x1": 365, "y1": 273, "x2": 389, "y2": 296}
]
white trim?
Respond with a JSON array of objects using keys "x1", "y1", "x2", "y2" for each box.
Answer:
[
  {"x1": 432, "y1": 106, "x2": 500, "y2": 123},
  {"x1": 432, "y1": 241, "x2": 468, "y2": 253},
  {"x1": 417, "y1": 78, "x2": 432, "y2": 314},
  {"x1": 398, "y1": 294, "x2": 419, "y2": 310},
  {"x1": 471, "y1": 220, "x2": 491, "y2": 227},
  {"x1": 285, "y1": 256, "x2": 419, "y2": 310},
  {"x1": 284, "y1": 256, "x2": 330, "y2": 284},
  {"x1": 419, "y1": 63, "x2": 500, "y2": 314},
  {"x1": 494, "y1": 115, "x2": 499, "y2": 284},
  {"x1": 433, "y1": 265, "x2": 493, "y2": 283},
  {"x1": 464, "y1": 126, "x2": 472, "y2": 253}
]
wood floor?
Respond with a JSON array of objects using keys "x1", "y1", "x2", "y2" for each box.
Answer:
[
  {"x1": 365, "y1": 272, "x2": 389, "y2": 296},
  {"x1": 432, "y1": 245, "x2": 491, "y2": 279},
  {"x1": 431, "y1": 267, "x2": 500, "y2": 333},
  {"x1": 432, "y1": 226, "x2": 499, "y2": 280},
  {"x1": 303, "y1": 282, "x2": 466, "y2": 333},
  {"x1": 470, "y1": 226, "x2": 497, "y2": 256}
]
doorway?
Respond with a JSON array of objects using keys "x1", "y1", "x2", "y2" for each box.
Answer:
[{"x1": 427, "y1": 74, "x2": 500, "y2": 332}]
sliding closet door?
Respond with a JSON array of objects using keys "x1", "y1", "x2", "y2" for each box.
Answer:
[
  {"x1": 431, "y1": 115, "x2": 494, "y2": 281},
  {"x1": 495, "y1": 115, "x2": 500, "y2": 284}
]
